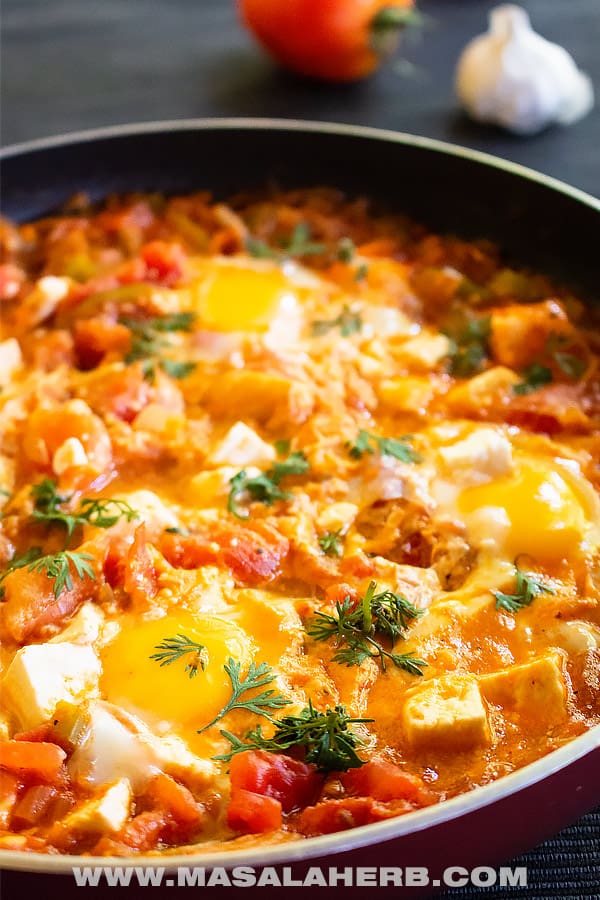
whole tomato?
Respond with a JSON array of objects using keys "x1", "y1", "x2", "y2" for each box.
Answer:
[{"x1": 239, "y1": 0, "x2": 417, "y2": 83}]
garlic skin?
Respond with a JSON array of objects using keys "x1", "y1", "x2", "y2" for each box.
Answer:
[{"x1": 455, "y1": 4, "x2": 594, "y2": 135}]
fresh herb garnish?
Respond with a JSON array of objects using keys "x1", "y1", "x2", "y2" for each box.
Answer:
[
  {"x1": 150, "y1": 634, "x2": 209, "y2": 679},
  {"x1": 227, "y1": 451, "x2": 309, "y2": 519},
  {"x1": 447, "y1": 316, "x2": 492, "y2": 377},
  {"x1": 0, "y1": 549, "x2": 96, "y2": 600},
  {"x1": 345, "y1": 429, "x2": 421, "y2": 463},
  {"x1": 30, "y1": 479, "x2": 138, "y2": 540},
  {"x1": 215, "y1": 700, "x2": 372, "y2": 771},
  {"x1": 120, "y1": 312, "x2": 196, "y2": 381},
  {"x1": 318, "y1": 530, "x2": 344, "y2": 558},
  {"x1": 160, "y1": 359, "x2": 197, "y2": 379},
  {"x1": 354, "y1": 263, "x2": 369, "y2": 282},
  {"x1": 337, "y1": 237, "x2": 356, "y2": 263},
  {"x1": 31, "y1": 551, "x2": 95, "y2": 599},
  {"x1": 307, "y1": 580, "x2": 426, "y2": 674},
  {"x1": 544, "y1": 334, "x2": 586, "y2": 380},
  {"x1": 311, "y1": 305, "x2": 363, "y2": 338},
  {"x1": 513, "y1": 363, "x2": 553, "y2": 396},
  {"x1": 165, "y1": 525, "x2": 190, "y2": 536},
  {"x1": 284, "y1": 222, "x2": 326, "y2": 257},
  {"x1": 273, "y1": 439, "x2": 291, "y2": 457},
  {"x1": 246, "y1": 222, "x2": 325, "y2": 261},
  {"x1": 492, "y1": 561, "x2": 556, "y2": 613},
  {"x1": 553, "y1": 352, "x2": 586, "y2": 379},
  {"x1": 198, "y1": 658, "x2": 292, "y2": 734}
]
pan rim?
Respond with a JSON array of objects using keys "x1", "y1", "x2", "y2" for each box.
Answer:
[
  {"x1": 1, "y1": 724, "x2": 598, "y2": 873},
  {"x1": 1, "y1": 116, "x2": 598, "y2": 211}
]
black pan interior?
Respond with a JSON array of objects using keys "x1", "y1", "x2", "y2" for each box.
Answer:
[{"x1": 2, "y1": 124, "x2": 599, "y2": 297}]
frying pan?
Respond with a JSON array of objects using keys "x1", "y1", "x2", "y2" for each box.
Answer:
[{"x1": 1, "y1": 119, "x2": 599, "y2": 897}]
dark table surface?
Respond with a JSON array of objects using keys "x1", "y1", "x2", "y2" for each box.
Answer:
[{"x1": 1, "y1": 0, "x2": 599, "y2": 898}]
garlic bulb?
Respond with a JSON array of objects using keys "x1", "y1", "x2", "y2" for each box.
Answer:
[{"x1": 455, "y1": 4, "x2": 594, "y2": 135}]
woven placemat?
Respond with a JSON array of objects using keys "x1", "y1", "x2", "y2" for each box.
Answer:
[{"x1": 438, "y1": 806, "x2": 599, "y2": 898}]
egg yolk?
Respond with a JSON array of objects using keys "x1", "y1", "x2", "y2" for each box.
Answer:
[
  {"x1": 100, "y1": 597, "x2": 300, "y2": 753},
  {"x1": 100, "y1": 612, "x2": 253, "y2": 736},
  {"x1": 459, "y1": 460, "x2": 587, "y2": 562},
  {"x1": 191, "y1": 262, "x2": 298, "y2": 332}
]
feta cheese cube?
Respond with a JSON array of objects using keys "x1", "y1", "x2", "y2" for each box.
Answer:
[
  {"x1": 479, "y1": 654, "x2": 567, "y2": 725},
  {"x1": 395, "y1": 332, "x2": 451, "y2": 370},
  {"x1": 69, "y1": 702, "x2": 158, "y2": 790},
  {"x1": 402, "y1": 674, "x2": 491, "y2": 748},
  {"x1": 52, "y1": 437, "x2": 89, "y2": 475},
  {"x1": 114, "y1": 489, "x2": 179, "y2": 534},
  {"x1": 2, "y1": 643, "x2": 101, "y2": 730},
  {"x1": 62, "y1": 779, "x2": 132, "y2": 834},
  {"x1": 21, "y1": 275, "x2": 70, "y2": 326},
  {"x1": 0, "y1": 338, "x2": 23, "y2": 387},
  {"x1": 209, "y1": 421, "x2": 276, "y2": 467},
  {"x1": 439, "y1": 427, "x2": 513, "y2": 485},
  {"x1": 49, "y1": 603, "x2": 105, "y2": 645}
]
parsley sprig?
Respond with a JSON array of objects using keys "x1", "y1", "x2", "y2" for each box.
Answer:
[
  {"x1": 346, "y1": 429, "x2": 422, "y2": 463},
  {"x1": 150, "y1": 634, "x2": 209, "y2": 679},
  {"x1": 197, "y1": 659, "x2": 292, "y2": 735},
  {"x1": 228, "y1": 451, "x2": 310, "y2": 519},
  {"x1": 215, "y1": 701, "x2": 372, "y2": 771},
  {"x1": 31, "y1": 479, "x2": 138, "y2": 540},
  {"x1": 492, "y1": 561, "x2": 556, "y2": 613},
  {"x1": 0, "y1": 548, "x2": 95, "y2": 600},
  {"x1": 246, "y1": 222, "x2": 326, "y2": 261},
  {"x1": 513, "y1": 363, "x2": 553, "y2": 396},
  {"x1": 318, "y1": 530, "x2": 344, "y2": 558},
  {"x1": 120, "y1": 312, "x2": 196, "y2": 382},
  {"x1": 307, "y1": 581, "x2": 427, "y2": 674},
  {"x1": 311, "y1": 305, "x2": 363, "y2": 338},
  {"x1": 446, "y1": 316, "x2": 491, "y2": 377},
  {"x1": 0, "y1": 480, "x2": 137, "y2": 598}
]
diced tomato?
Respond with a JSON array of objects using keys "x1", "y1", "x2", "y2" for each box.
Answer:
[
  {"x1": 123, "y1": 524, "x2": 159, "y2": 606},
  {"x1": 323, "y1": 582, "x2": 359, "y2": 607},
  {"x1": 115, "y1": 257, "x2": 148, "y2": 285},
  {"x1": 160, "y1": 522, "x2": 289, "y2": 585},
  {"x1": 0, "y1": 741, "x2": 66, "y2": 782},
  {"x1": 145, "y1": 773, "x2": 203, "y2": 831},
  {"x1": 296, "y1": 796, "x2": 413, "y2": 835},
  {"x1": 28, "y1": 329, "x2": 75, "y2": 371},
  {"x1": 22, "y1": 401, "x2": 112, "y2": 474},
  {"x1": 0, "y1": 564, "x2": 93, "y2": 643},
  {"x1": 342, "y1": 760, "x2": 422, "y2": 803},
  {"x1": 0, "y1": 771, "x2": 19, "y2": 828},
  {"x1": 158, "y1": 532, "x2": 219, "y2": 569},
  {"x1": 227, "y1": 788, "x2": 282, "y2": 834},
  {"x1": 504, "y1": 409, "x2": 562, "y2": 436},
  {"x1": 141, "y1": 241, "x2": 186, "y2": 286},
  {"x1": 215, "y1": 521, "x2": 289, "y2": 585},
  {"x1": 119, "y1": 810, "x2": 168, "y2": 851},
  {"x1": 10, "y1": 784, "x2": 58, "y2": 828},
  {"x1": 229, "y1": 750, "x2": 322, "y2": 814},
  {"x1": 12, "y1": 725, "x2": 54, "y2": 744},
  {"x1": 340, "y1": 553, "x2": 376, "y2": 580},
  {"x1": 0, "y1": 263, "x2": 25, "y2": 301},
  {"x1": 95, "y1": 201, "x2": 155, "y2": 237},
  {"x1": 74, "y1": 316, "x2": 132, "y2": 369},
  {"x1": 81, "y1": 364, "x2": 154, "y2": 423}
]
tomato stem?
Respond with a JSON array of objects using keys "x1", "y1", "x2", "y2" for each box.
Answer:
[{"x1": 370, "y1": 6, "x2": 423, "y2": 56}]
